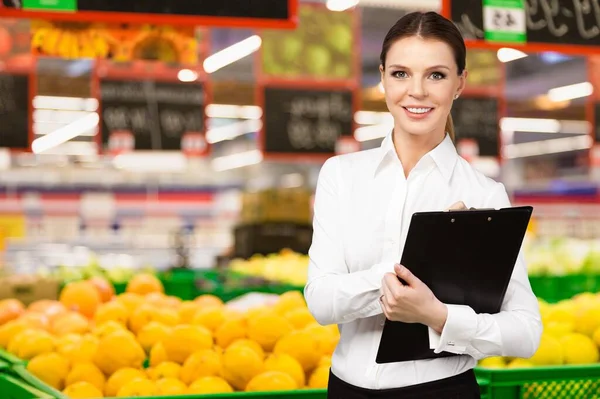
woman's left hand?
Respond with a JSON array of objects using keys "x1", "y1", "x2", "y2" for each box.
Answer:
[{"x1": 380, "y1": 264, "x2": 448, "y2": 333}]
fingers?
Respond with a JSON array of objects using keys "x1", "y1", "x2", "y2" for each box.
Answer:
[
  {"x1": 394, "y1": 264, "x2": 421, "y2": 287},
  {"x1": 445, "y1": 201, "x2": 467, "y2": 211}
]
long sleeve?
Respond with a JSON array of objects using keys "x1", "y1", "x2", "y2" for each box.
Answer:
[
  {"x1": 430, "y1": 182, "x2": 542, "y2": 360},
  {"x1": 304, "y1": 157, "x2": 391, "y2": 326}
]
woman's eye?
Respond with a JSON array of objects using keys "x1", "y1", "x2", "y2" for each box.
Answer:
[
  {"x1": 392, "y1": 71, "x2": 407, "y2": 78},
  {"x1": 430, "y1": 72, "x2": 446, "y2": 80}
]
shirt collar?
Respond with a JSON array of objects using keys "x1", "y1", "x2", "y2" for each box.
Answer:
[{"x1": 374, "y1": 132, "x2": 458, "y2": 183}]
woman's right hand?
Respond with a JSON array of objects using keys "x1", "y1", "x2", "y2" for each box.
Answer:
[{"x1": 446, "y1": 201, "x2": 467, "y2": 211}]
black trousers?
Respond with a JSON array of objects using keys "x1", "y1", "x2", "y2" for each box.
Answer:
[{"x1": 328, "y1": 369, "x2": 481, "y2": 399}]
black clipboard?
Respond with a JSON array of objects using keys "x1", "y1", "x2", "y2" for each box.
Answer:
[{"x1": 375, "y1": 206, "x2": 533, "y2": 364}]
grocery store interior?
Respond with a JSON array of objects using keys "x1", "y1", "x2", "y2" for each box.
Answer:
[{"x1": 0, "y1": 0, "x2": 600, "y2": 398}]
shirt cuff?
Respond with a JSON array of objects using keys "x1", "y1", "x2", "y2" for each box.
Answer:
[{"x1": 432, "y1": 304, "x2": 477, "y2": 354}]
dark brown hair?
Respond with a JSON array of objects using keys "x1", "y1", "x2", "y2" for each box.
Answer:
[{"x1": 380, "y1": 11, "x2": 466, "y2": 141}]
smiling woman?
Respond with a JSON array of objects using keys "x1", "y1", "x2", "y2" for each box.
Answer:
[{"x1": 303, "y1": 10, "x2": 542, "y2": 399}]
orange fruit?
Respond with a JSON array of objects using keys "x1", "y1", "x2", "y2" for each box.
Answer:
[
  {"x1": 246, "y1": 370, "x2": 297, "y2": 392},
  {"x1": 162, "y1": 325, "x2": 213, "y2": 364},
  {"x1": 221, "y1": 345, "x2": 264, "y2": 391},
  {"x1": 180, "y1": 349, "x2": 222, "y2": 384},
  {"x1": 188, "y1": 376, "x2": 233, "y2": 394},
  {"x1": 0, "y1": 299, "x2": 24, "y2": 325},
  {"x1": 28, "y1": 300, "x2": 67, "y2": 321},
  {"x1": 105, "y1": 368, "x2": 146, "y2": 397},
  {"x1": 51, "y1": 312, "x2": 90, "y2": 336},
  {"x1": 155, "y1": 378, "x2": 187, "y2": 395},
  {"x1": 60, "y1": 281, "x2": 102, "y2": 318},
  {"x1": 87, "y1": 276, "x2": 115, "y2": 303},
  {"x1": 27, "y1": 352, "x2": 71, "y2": 390},
  {"x1": 63, "y1": 381, "x2": 104, "y2": 398},
  {"x1": 194, "y1": 294, "x2": 224, "y2": 309},
  {"x1": 93, "y1": 330, "x2": 145, "y2": 375},
  {"x1": 126, "y1": 273, "x2": 163, "y2": 295}
]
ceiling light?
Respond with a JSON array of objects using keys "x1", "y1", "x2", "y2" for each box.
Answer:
[
  {"x1": 497, "y1": 47, "x2": 528, "y2": 63},
  {"x1": 177, "y1": 69, "x2": 198, "y2": 82},
  {"x1": 547, "y1": 82, "x2": 593, "y2": 102},
  {"x1": 31, "y1": 113, "x2": 99, "y2": 154},
  {"x1": 211, "y1": 150, "x2": 263, "y2": 171},
  {"x1": 203, "y1": 35, "x2": 262, "y2": 74},
  {"x1": 326, "y1": 0, "x2": 359, "y2": 11}
]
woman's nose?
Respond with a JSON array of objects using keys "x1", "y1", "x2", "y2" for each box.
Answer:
[{"x1": 408, "y1": 79, "x2": 427, "y2": 98}]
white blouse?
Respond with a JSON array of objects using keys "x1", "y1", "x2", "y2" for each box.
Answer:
[{"x1": 304, "y1": 133, "x2": 542, "y2": 390}]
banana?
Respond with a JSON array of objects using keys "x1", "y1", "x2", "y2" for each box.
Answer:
[
  {"x1": 57, "y1": 31, "x2": 74, "y2": 58},
  {"x1": 41, "y1": 29, "x2": 61, "y2": 55},
  {"x1": 78, "y1": 31, "x2": 97, "y2": 59}
]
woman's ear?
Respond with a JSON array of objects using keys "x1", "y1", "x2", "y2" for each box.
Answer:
[
  {"x1": 456, "y1": 69, "x2": 468, "y2": 97},
  {"x1": 379, "y1": 64, "x2": 385, "y2": 89}
]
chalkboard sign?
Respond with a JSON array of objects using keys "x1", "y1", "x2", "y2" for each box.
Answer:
[
  {"x1": 595, "y1": 102, "x2": 600, "y2": 143},
  {"x1": 100, "y1": 80, "x2": 204, "y2": 151},
  {"x1": 0, "y1": 73, "x2": 29, "y2": 149},
  {"x1": 234, "y1": 222, "x2": 313, "y2": 258},
  {"x1": 451, "y1": 0, "x2": 600, "y2": 47},
  {"x1": 451, "y1": 97, "x2": 499, "y2": 157},
  {"x1": 263, "y1": 87, "x2": 353, "y2": 154},
  {"x1": 2, "y1": 0, "x2": 295, "y2": 28}
]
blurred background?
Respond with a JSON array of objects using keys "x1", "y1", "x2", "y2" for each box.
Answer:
[{"x1": 0, "y1": 0, "x2": 597, "y2": 306}]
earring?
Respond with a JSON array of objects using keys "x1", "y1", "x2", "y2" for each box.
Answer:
[{"x1": 454, "y1": 94, "x2": 459, "y2": 99}]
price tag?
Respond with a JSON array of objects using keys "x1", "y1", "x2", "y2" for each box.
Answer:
[
  {"x1": 23, "y1": 0, "x2": 77, "y2": 11},
  {"x1": 483, "y1": 0, "x2": 526, "y2": 43}
]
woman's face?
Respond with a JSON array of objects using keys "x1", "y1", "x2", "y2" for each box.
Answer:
[{"x1": 380, "y1": 36, "x2": 466, "y2": 140}]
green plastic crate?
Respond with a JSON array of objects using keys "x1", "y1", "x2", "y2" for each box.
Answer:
[
  {"x1": 475, "y1": 364, "x2": 600, "y2": 399},
  {"x1": 113, "y1": 389, "x2": 326, "y2": 399},
  {"x1": 529, "y1": 275, "x2": 600, "y2": 304},
  {"x1": 0, "y1": 372, "x2": 55, "y2": 399},
  {"x1": 0, "y1": 348, "x2": 26, "y2": 367}
]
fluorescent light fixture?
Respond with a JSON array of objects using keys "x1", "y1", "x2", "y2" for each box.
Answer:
[
  {"x1": 547, "y1": 82, "x2": 593, "y2": 102},
  {"x1": 211, "y1": 150, "x2": 263, "y2": 171},
  {"x1": 113, "y1": 152, "x2": 188, "y2": 172},
  {"x1": 326, "y1": 0, "x2": 359, "y2": 11},
  {"x1": 203, "y1": 35, "x2": 262, "y2": 74},
  {"x1": 281, "y1": 173, "x2": 304, "y2": 188},
  {"x1": 33, "y1": 96, "x2": 98, "y2": 112},
  {"x1": 31, "y1": 113, "x2": 99, "y2": 154},
  {"x1": 503, "y1": 135, "x2": 593, "y2": 159},
  {"x1": 177, "y1": 69, "x2": 198, "y2": 82},
  {"x1": 354, "y1": 123, "x2": 392, "y2": 142},
  {"x1": 353, "y1": 111, "x2": 393, "y2": 125},
  {"x1": 497, "y1": 47, "x2": 527, "y2": 63},
  {"x1": 205, "y1": 104, "x2": 263, "y2": 120},
  {"x1": 500, "y1": 117, "x2": 560, "y2": 133},
  {"x1": 206, "y1": 119, "x2": 262, "y2": 144}
]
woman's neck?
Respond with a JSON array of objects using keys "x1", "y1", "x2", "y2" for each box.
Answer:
[{"x1": 392, "y1": 129, "x2": 446, "y2": 178}]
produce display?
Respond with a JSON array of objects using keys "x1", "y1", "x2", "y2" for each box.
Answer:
[
  {"x1": 228, "y1": 249, "x2": 309, "y2": 287},
  {"x1": 0, "y1": 273, "x2": 336, "y2": 398},
  {"x1": 524, "y1": 237, "x2": 600, "y2": 276},
  {"x1": 479, "y1": 292, "x2": 600, "y2": 369}
]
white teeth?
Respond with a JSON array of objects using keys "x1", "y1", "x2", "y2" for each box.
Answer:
[{"x1": 406, "y1": 107, "x2": 432, "y2": 114}]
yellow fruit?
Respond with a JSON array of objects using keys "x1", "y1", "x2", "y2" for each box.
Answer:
[
  {"x1": 194, "y1": 294, "x2": 224, "y2": 309},
  {"x1": 66, "y1": 363, "x2": 106, "y2": 392},
  {"x1": 147, "y1": 361, "x2": 182, "y2": 380},
  {"x1": 221, "y1": 345, "x2": 264, "y2": 390},
  {"x1": 60, "y1": 281, "x2": 102, "y2": 319},
  {"x1": 246, "y1": 370, "x2": 297, "y2": 392},
  {"x1": 264, "y1": 353, "x2": 305, "y2": 388},
  {"x1": 155, "y1": 378, "x2": 188, "y2": 395},
  {"x1": 545, "y1": 321, "x2": 574, "y2": 338},
  {"x1": 88, "y1": 276, "x2": 115, "y2": 303},
  {"x1": 57, "y1": 334, "x2": 98, "y2": 363},
  {"x1": 0, "y1": 320, "x2": 39, "y2": 349},
  {"x1": 51, "y1": 312, "x2": 90, "y2": 336},
  {"x1": 116, "y1": 378, "x2": 156, "y2": 397},
  {"x1": 104, "y1": 368, "x2": 146, "y2": 397},
  {"x1": 478, "y1": 356, "x2": 506, "y2": 368},
  {"x1": 178, "y1": 301, "x2": 201, "y2": 324},
  {"x1": 546, "y1": 307, "x2": 576, "y2": 326},
  {"x1": 246, "y1": 306, "x2": 276, "y2": 321},
  {"x1": 0, "y1": 298, "x2": 24, "y2": 326},
  {"x1": 63, "y1": 381, "x2": 104, "y2": 398},
  {"x1": 93, "y1": 330, "x2": 145, "y2": 375},
  {"x1": 228, "y1": 338, "x2": 265, "y2": 359},
  {"x1": 115, "y1": 293, "x2": 145, "y2": 314},
  {"x1": 561, "y1": 333, "x2": 599, "y2": 364},
  {"x1": 27, "y1": 352, "x2": 71, "y2": 390},
  {"x1": 94, "y1": 301, "x2": 129, "y2": 327},
  {"x1": 575, "y1": 305, "x2": 600, "y2": 337},
  {"x1": 274, "y1": 291, "x2": 306, "y2": 315},
  {"x1": 129, "y1": 305, "x2": 178, "y2": 335},
  {"x1": 308, "y1": 366, "x2": 329, "y2": 388},
  {"x1": 273, "y1": 330, "x2": 321, "y2": 373},
  {"x1": 284, "y1": 307, "x2": 316, "y2": 330},
  {"x1": 149, "y1": 342, "x2": 169, "y2": 367},
  {"x1": 180, "y1": 349, "x2": 223, "y2": 384},
  {"x1": 91, "y1": 321, "x2": 127, "y2": 340},
  {"x1": 137, "y1": 322, "x2": 171, "y2": 352},
  {"x1": 304, "y1": 323, "x2": 338, "y2": 356},
  {"x1": 126, "y1": 273, "x2": 164, "y2": 295},
  {"x1": 529, "y1": 334, "x2": 563, "y2": 366},
  {"x1": 193, "y1": 307, "x2": 226, "y2": 332},
  {"x1": 247, "y1": 314, "x2": 293, "y2": 352},
  {"x1": 28, "y1": 300, "x2": 67, "y2": 322},
  {"x1": 163, "y1": 325, "x2": 213, "y2": 364},
  {"x1": 507, "y1": 358, "x2": 534, "y2": 368},
  {"x1": 188, "y1": 376, "x2": 233, "y2": 394},
  {"x1": 7, "y1": 329, "x2": 55, "y2": 360},
  {"x1": 215, "y1": 319, "x2": 247, "y2": 349}
]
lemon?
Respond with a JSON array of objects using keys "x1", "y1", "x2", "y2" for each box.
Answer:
[
  {"x1": 65, "y1": 363, "x2": 106, "y2": 392},
  {"x1": 561, "y1": 333, "x2": 599, "y2": 364},
  {"x1": 63, "y1": 381, "x2": 104, "y2": 398},
  {"x1": 188, "y1": 376, "x2": 233, "y2": 394},
  {"x1": 246, "y1": 370, "x2": 297, "y2": 392}
]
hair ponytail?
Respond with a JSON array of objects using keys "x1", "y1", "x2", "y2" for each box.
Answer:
[{"x1": 445, "y1": 113, "x2": 455, "y2": 142}]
